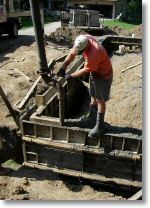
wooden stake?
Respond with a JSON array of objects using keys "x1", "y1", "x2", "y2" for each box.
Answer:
[
  {"x1": 12, "y1": 68, "x2": 33, "y2": 82},
  {"x1": 122, "y1": 62, "x2": 142, "y2": 73},
  {"x1": 48, "y1": 58, "x2": 55, "y2": 68},
  {"x1": 0, "y1": 85, "x2": 20, "y2": 127},
  {"x1": 55, "y1": 54, "x2": 67, "y2": 62},
  {"x1": 128, "y1": 189, "x2": 142, "y2": 200},
  {"x1": 18, "y1": 76, "x2": 41, "y2": 110},
  {"x1": 82, "y1": 81, "x2": 89, "y2": 89}
]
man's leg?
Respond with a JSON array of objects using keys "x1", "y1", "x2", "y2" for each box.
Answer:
[
  {"x1": 77, "y1": 76, "x2": 98, "y2": 128},
  {"x1": 88, "y1": 76, "x2": 112, "y2": 138},
  {"x1": 78, "y1": 96, "x2": 97, "y2": 128},
  {"x1": 88, "y1": 98, "x2": 105, "y2": 138},
  {"x1": 97, "y1": 98, "x2": 106, "y2": 113}
]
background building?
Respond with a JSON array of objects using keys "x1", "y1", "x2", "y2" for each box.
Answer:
[{"x1": 66, "y1": 0, "x2": 127, "y2": 19}]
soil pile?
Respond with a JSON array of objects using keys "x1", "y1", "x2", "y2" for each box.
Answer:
[
  {"x1": 119, "y1": 24, "x2": 142, "y2": 38},
  {"x1": 104, "y1": 24, "x2": 142, "y2": 38},
  {"x1": 106, "y1": 52, "x2": 142, "y2": 129},
  {"x1": 45, "y1": 26, "x2": 87, "y2": 47}
]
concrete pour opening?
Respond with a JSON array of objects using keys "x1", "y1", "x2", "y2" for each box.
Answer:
[{"x1": 37, "y1": 79, "x2": 89, "y2": 119}]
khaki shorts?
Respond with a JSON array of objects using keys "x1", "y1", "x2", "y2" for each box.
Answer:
[{"x1": 89, "y1": 75, "x2": 112, "y2": 102}]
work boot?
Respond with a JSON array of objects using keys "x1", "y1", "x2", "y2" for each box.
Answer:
[
  {"x1": 88, "y1": 112, "x2": 105, "y2": 138},
  {"x1": 78, "y1": 104, "x2": 97, "y2": 128}
]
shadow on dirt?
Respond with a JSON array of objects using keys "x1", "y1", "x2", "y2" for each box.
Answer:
[
  {"x1": 0, "y1": 35, "x2": 35, "y2": 58},
  {"x1": 106, "y1": 124, "x2": 142, "y2": 136},
  {"x1": 59, "y1": 174, "x2": 138, "y2": 198},
  {"x1": 0, "y1": 126, "x2": 23, "y2": 165}
]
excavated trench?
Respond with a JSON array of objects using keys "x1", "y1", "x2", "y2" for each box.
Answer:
[
  {"x1": 0, "y1": 126, "x2": 23, "y2": 165},
  {"x1": 0, "y1": 122, "x2": 141, "y2": 199},
  {"x1": 0, "y1": 124, "x2": 141, "y2": 200}
]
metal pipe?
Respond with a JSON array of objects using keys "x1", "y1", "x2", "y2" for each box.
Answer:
[{"x1": 29, "y1": 0, "x2": 48, "y2": 75}]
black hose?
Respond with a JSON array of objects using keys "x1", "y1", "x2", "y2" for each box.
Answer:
[{"x1": 29, "y1": 0, "x2": 49, "y2": 79}]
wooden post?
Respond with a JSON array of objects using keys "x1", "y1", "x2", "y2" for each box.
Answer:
[
  {"x1": 0, "y1": 85, "x2": 20, "y2": 127},
  {"x1": 128, "y1": 189, "x2": 142, "y2": 200},
  {"x1": 18, "y1": 76, "x2": 41, "y2": 109},
  {"x1": 56, "y1": 83, "x2": 65, "y2": 126},
  {"x1": 121, "y1": 62, "x2": 142, "y2": 73}
]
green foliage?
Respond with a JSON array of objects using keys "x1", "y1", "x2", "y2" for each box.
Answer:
[
  {"x1": 127, "y1": 0, "x2": 142, "y2": 23},
  {"x1": 3, "y1": 159, "x2": 21, "y2": 170},
  {"x1": 21, "y1": 17, "x2": 33, "y2": 28},
  {"x1": 21, "y1": 16, "x2": 53, "y2": 29}
]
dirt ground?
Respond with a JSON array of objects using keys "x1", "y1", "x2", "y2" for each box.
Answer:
[
  {"x1": 0, "y1": 25, "x2": 142, "y2": 200},
  {"x1": 104, "y1": 24, "x2": 142, "y2": 38},
  {"x1": 0, "y1": 165, "x2": 126, "y2": 200}
]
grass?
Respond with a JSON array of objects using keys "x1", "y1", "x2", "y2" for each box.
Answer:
[
  {"x1": 3, "y1": 159, "x2": 21, "y2": 170},
  {"x1": 21, "y1": 16, "x2": 55, "y2": 29},
  {"x1": 104, "y1": 19, "x2": 139, "y2": 30},
  {"x1": 21, "y1": 16, "x2": 140, "y2": 30}
]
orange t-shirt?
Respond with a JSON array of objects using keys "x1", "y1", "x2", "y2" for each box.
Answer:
[
  {"x1": 64, "y1": 35, "x2": 113, "y2": 80},
  {"x1": 83, "y1": 35, "x2": 113, "y2": 80}
]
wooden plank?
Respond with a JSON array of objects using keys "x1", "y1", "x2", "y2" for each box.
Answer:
[
  {"x1": 22, "y1": 116, "x2": 142, "y2": 151},
  {"x1": 128, "y1": 189, "x2": 142, "y2": 200},
  {"x1": 122, "y1": 62, "x2": 142, "y2": 73},
  {"x1": 30, "y1": 113, "x2": 60, "y2": 126},
  {"x1": 48, "y1": 58, "x2": 55, "y2": 68},
  {"x1": 35, "y1": 105, "x2": 46, "y2": 116},
  {"x1": 35, "y1": 87, "x2": 57, "y2": 107},
  {"x1": 111, "y1": 41, "x2": 142, "y2": 46},
  {"x1": 76, "y1": 62, "x2": 84, "y2": 70},
  {"x1": 26, "y1": 144, "x2": 83, "y2": 171},
  {"x1": 22, "y1": 136, "x2": 103, "y2": 155},
  {"x1": 0, "y1": 85, "x2": 20, "y2": 127},
  {"x1": 22, "y1": 136, "x2": 141, "y2": 159},
  {"x1": 0, "y1": 58, "x2": 25, "y2": 69},
  {"x1": 58, "y1": 56, "x2": 84, "y2": 75},
  {"x1": 55, "y1": 54, "x2": 67, "y2": 62},
  {"x1": 23, "y1": 162, "x2": 142, "y2": 188},
  {"x1": 21, "y1": 119, "x2": 88, "y2": 132},
  {"x1": 18, "y1": 76, "x2": 41, "y2": 109},
  {"x1": 13, "y1": 68, "x2": 33, "y2": 82},
  {"x1": 34, "y1": 57, "x2": 84, "y2": 107},
  {"x1": 84, "y1": 153, "x2": 141, "y2": 180},
  {"x1": 82, "y1": 81, "x2": 89, "y2": 88}
]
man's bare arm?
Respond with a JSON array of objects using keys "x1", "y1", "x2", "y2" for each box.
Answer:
[{"x1": 71, "y1": 68, "x2": 88, "y2": 78}]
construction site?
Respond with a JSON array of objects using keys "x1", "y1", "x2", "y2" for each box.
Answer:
[{"x1": 0, "y1": 0, "x2": 142, "y2": 201}]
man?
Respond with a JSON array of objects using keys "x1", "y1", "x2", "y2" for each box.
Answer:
[{"x1": 60, "y1": 35, "x2": 113, "y2": 138}]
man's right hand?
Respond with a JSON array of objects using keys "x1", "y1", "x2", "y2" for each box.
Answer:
[{"x1": 59, "y1": 67, "x2": 66, "y2": 77}]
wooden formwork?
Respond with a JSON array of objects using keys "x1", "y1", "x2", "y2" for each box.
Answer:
[
  {"x1": 99, "y1": 35, "x2": 142, "y2": 55},
  {"x1": 20, "y1": 53, "x2": 142, "y2": 188}
]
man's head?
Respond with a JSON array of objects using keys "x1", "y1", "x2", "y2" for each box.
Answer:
[{"x1": 73, "y1": 35, "x2": 88, "y2": 55}]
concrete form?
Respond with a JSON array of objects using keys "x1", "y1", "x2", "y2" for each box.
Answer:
[{"x1": 20, "y1": 36, "x2": 142, "y2": 188}]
